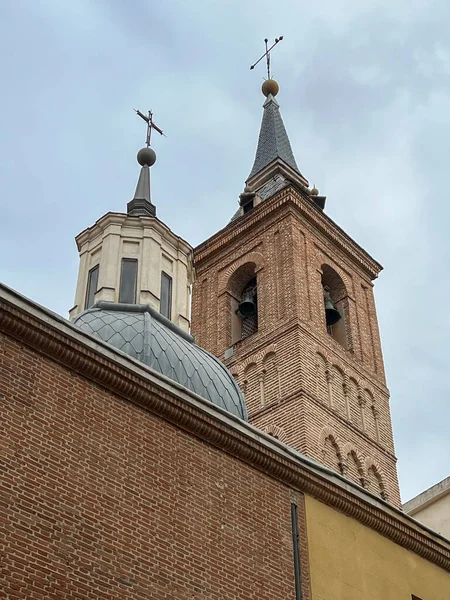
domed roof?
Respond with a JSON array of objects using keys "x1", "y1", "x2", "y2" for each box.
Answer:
[{"x1": 73, "y1": 302, "x2": 247, "y2": 421}]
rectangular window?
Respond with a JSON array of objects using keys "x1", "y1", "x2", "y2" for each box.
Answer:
[
  {"x1": 119, "y1": 259, "x2": 138, "y2": 304},
  {"x1": 85, "y1": 265, "x2": 99, "y2": 309},
  {"x1": 160, "y1": 272, "x2": 172, "y2": 319}
]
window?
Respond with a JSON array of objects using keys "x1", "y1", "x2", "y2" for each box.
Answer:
[
  {"x1": 119, "y1": 259, "x2": 138, "y2": 304},
  {"x1": 160, "y1": 272, "x2": 172, "y2": 319},
  {"x1": 243, "y1": 199, "x2": 254, "y2": 214},
  {"x1": 85, "y1": 265, "x2": 99, "y2": 309}
]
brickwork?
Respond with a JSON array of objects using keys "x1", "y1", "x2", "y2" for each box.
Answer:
[
  {"x1": 192, "y1": 186, "x2": 401, "y2": 505},
  {"x1": 0, "y1": 332, "x2": 304, "y2": 599}
]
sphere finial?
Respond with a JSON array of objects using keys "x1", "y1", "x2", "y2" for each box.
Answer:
[
  {"x1": 311, "y1": 184, "x2": 319, "y2": 196},
  {"x1": 137, "y1": 147, "x2": 156, "y2": 167},
  {"x1": 262, "y1": 79, "x2": 279, "y2": 97}
]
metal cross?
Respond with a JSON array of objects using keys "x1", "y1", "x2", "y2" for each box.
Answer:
[
  {"x1": 250, "y1": 36, "x2": 284, "y2": 79},
  {"x1": 134, "y1": 109, "x2": 165, "y2": 147}
]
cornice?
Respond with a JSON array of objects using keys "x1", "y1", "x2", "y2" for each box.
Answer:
[
  {"x1": 195, "y1": 187, "x2": 382, "y2": 280},
  {"x1": 1, "y1": 282, "x2": 449, "y2": 573},
  {"x1": 75, "y1": 211, "x2": 192, "y2": 255}
]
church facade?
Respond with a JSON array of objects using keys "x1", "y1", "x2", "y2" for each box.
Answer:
[{"x1": 1, "y1": 79, "x2": 450, "y2": 598}]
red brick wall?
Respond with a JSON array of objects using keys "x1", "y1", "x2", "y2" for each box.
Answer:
[
  {"x1": 0, "y1": 333, "x2": 306, "y2": 599},
  {"x1": 192, "y1": 190, "x2": 400, "y2": 505}
]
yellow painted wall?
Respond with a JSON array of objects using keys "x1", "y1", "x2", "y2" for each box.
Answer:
[{"x1": 305, "y1": 496, "x2": 450, "y2": 600}]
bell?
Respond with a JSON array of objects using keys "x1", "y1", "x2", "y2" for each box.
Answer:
[
  {"x1": 325, "y1": 297, "x2": 341, "y2": 326},
  {"x1": 238, "y1": 291, "x2": 256, "y2": 317}
]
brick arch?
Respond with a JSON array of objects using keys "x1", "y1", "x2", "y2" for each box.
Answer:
[
  {"x1": 330, "y1": 363, "x2": 345, "y2": 377},
  {"x1": 319, "y1": 427, "x2": 344, "y2": 473},
  {"x1": 316, "y1": 260, "x2": 353, "y2": 297},
  {"x1": 342, "y1": 443, "x2": 365, "y2": 485},
  {"x1": 348, "y1": 376, "x2": 360, "y2": 390},
  {"x1": 219, "y1": 252, "x2": 265, "y2": 293},
  {"x1": 315, "y1": 352, "x2": 329, "y2": 405},
  {"x1": 264, "y1": 424, "x2": 287, "y2": 443},
  {"x1": 319, "y1": 426, "x2": 337, "y2": 446},
  {"x1": 241, "y1": 357, "x2": 258, "y2": 373},
  {"x1": 364, "y1": 457, "x2": 384, "y2": 474},
  {"x1": 330, "y1": 364, "x2": 346, "y2": 415},
  {"x1": 365, "y1": 458, "x2": 387, "y2": 500},
  {"x1": 261, "y1": 344, "x2": 277, "y2": 362},
  {"x1": 243, "y1": 361, "x2": 257, "y2": 375},
  {"x1": 315, "y1": 349, "x2": 329, "y2": 364},
  {"x1": 262, "y1": 351, "x2": 276, "y2": 365},
  {"x1": 363, "y1": 387, "x2": 375, "y2": 403}
]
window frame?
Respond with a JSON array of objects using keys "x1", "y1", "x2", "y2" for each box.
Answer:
[
  {"x1": 118, "y1": 258, "x2": 138, "y2": 304},
  {"x1": 160, "y1": 271, "x2": 173, "y2": 320},
  {"x1": 85, "y1": 264, "x2": 99, "y2": 310}
]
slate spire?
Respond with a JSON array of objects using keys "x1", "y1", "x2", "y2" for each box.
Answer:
[{"x1": 246, "y1": 80, "x2": 308, "y2": 188}]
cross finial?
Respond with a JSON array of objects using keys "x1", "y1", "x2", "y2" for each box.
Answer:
[
  {"x1": 134, "y1": 109, "x2": 165, "y2": 147},
  {"x1": 250, "y1": 36, "x2": 283, "y2": 79}
]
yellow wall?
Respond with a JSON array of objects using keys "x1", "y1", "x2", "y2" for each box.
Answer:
[{"x1": 305, "y1": 496, "x2": 450, "y2": 600}]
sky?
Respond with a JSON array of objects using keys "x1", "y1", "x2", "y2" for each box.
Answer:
[{"x1": 1, "y1": 0, "x2": 449, "y2": 503}]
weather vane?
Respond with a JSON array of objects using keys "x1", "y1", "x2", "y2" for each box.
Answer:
[
  {"x1": 250, "y1": 36, "x2": 283, "y2": 79},
  {"x1": 134, "y1": 109, "x2": 165, "y2": 147}
]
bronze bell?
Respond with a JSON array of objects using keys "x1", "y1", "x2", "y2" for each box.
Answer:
[
  {"x1": 238, "y1": 291, "x2": 256, "y2": 318},
  {"x1": 325, "y1": 297, "x2": 341, "y2": 326}
]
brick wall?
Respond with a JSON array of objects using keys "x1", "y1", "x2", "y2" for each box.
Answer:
[
  {"x1": 192, "y1": 187, "x2": 401, "y2": 505},
  {"x1": 0, "y1": 332, "x2": 305, "y2": 599}
]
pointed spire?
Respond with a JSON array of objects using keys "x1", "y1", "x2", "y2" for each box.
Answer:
[
  {"x1": 247, "y1": 81, "x2": 308, "y2": 188},
  {"x1": 127, "y1": 147, "x2": 157, "y2": 218}
]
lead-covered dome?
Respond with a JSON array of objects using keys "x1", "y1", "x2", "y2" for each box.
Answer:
[{"x1": 73, "y1": 302, "x2": 247, "y2": 420}]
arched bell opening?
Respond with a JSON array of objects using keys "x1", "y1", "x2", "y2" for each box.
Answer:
[
  {"x1": 321, "y1": 265, "x2": 349, "y2": 350},
  {"x1": 228, "y1": 263, "x2": 259, "y2": 345}
]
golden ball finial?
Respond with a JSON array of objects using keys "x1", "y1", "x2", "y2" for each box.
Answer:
[
  {"x1": 311, "y1": 185, "x2": 319, "y2": 196},
  {"x1": 262, "y1": 79, "x2": 279, "y2": 97}
]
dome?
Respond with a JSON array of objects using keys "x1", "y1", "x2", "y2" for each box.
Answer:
[{"x1": 73, "y1": 302, "x2": 247, "y2": 420}]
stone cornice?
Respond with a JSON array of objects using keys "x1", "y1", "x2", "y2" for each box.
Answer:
[
  {"x1": 75, "y1": 211, "x2": 192, "y2": 255},
  {"x1": 1, "y1": 282, "x2": 449, "y2": 573},
  {"x1": 195, "y1": 187, "x2": 382, "y2": 280}
]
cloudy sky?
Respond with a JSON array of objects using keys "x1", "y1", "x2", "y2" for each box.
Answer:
[{"x1": 1, "y1": 0, "x2": 449, "y2": 503}]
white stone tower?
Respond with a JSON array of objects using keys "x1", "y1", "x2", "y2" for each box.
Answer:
[{"x1": 69, "y1": 124, "x2": 194, "y2": 333}]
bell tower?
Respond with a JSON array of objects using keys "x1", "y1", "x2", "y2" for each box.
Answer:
[{"x1": 191, "y1": 79, "x2": 401, "y2": 506}]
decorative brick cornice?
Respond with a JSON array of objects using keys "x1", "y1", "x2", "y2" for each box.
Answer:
[
  {"x1": 1, "y1": 284, "x2": 449, "y2": 573},
  {"x1": 195, "y1": 187, "x2": 382, "y2": 280}
]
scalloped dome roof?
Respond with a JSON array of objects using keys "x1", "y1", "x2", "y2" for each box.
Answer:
[{"x1": 73, "y1": 302, "x2": 247, "y2": 421}]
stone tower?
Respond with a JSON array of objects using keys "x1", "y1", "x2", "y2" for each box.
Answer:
[
  {"x1": 191, "y1": 81, "x2": 401, "y2": 506},
  {"x1": 70, "y1": 146, "x2": 194, "y2": 333}
]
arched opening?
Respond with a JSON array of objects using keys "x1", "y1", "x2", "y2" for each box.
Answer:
[
  {"x1": 321, "y1": 265, "x2": 350, "y2": 349},
  {"x1": 366, "y1": 464, "x2": 387, "y2": 500},
  {"x1": 228, "y1": 263, "x2": 259, "y2": 345},
  {"x1": 322, "y1": 435, "x2": 344, "y2": 475},
  {"x1": 242, "y1": 362, "x2": 258, "y2": 414},
  {"x1": 346, "y1": 450, "x2": 365, "y2": 488},
  {"x1": 262, "y1": 352, "x2": 279, "y2": 404}
]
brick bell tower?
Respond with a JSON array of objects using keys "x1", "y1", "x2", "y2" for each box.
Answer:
[{"x1": 191, "y1": 78, "x2": 401, "y2": 506}]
